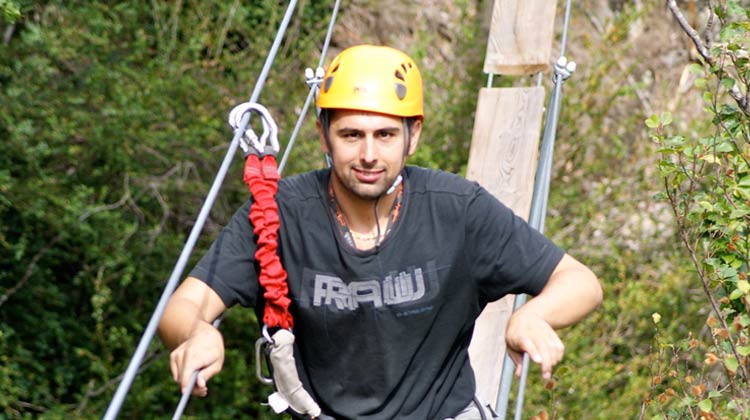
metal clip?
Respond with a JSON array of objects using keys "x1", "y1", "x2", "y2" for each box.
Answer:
[
  {"x1": 255, "y1": 326, "x2": 275, "y2": 386},
  {"x1": 228, "y1": 102, "x2": 280, "y2": 156}
]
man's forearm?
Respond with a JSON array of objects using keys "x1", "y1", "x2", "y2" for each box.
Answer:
[
  {"x1": 158, "y1": 297, "x2": 216, "y2": 350},
  {"x1": 523, "y1": 254, "x2": 603, "y2": 329},
  {"x1": 158, "y1": 277, "x2": 228, "y2": 349}
]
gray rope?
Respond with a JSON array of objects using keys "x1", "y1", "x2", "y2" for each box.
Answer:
[
  {"x1": 170, "y1": 0, "x2": 342, "y2": 416},
  {"x1": 101, "y1": 2, "x2": 299, "y2": 419},
  {"x1": 495, "y1": 0, "x2": 575, "y2": 418},
  {"x1": 278, "y1": 0, "x2": 341, "y2": 174}
]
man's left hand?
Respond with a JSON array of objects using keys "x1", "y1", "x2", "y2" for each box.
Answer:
[{"x1": 504, "y1": 309, "x2": 564, "y2": 380}]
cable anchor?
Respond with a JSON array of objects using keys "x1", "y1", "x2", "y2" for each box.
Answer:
[
  {"x1": 305, "y1": 67, "x2": 325, "y2": 88},
  {"x1": 553, "y1": 56, "x2": 577, "y2": 81}
]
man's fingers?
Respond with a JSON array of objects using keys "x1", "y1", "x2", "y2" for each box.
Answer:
[
  {"x1": 166, "y1": 324, "x2": 225, "y2": 397},
  {"x1": 180, "y1": 358, "x2": 223, "y2": 397},
  {"x1": 513, "y1": 334, "x2": 565, "y2": 379},
  {"x1": 190, "y1": 372, "x2": 208, "y2": 397},
  {"x1": 505, "y1": 310, "x2": 568, "y2": 380},
  {"x1": 538, "y1": 334, "x2": 565, "y2": 379},
  {"x1": 198, "y1": 360, "x2": 223, "y2": 390},
  {"x1": 169, "y1": 351, "x2": 180, "y2": 383},
  {"x1": 520, "y1": 337, "x2": 541, "y2": 364}
]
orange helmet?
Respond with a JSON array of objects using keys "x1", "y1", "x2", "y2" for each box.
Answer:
[{"x1": 316, "y1": 45, "x2": 424, "y2": 119}]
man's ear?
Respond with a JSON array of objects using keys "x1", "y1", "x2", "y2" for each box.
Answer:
[
  {"x1": 407, "y1": 119, "x2": 422, "y2": 156},
  {"x1": 316, "y1": 119, "x2": 329, "y2": 154}
]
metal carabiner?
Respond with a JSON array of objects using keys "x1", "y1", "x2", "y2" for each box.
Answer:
[
  {"x1": 255, "y1": 324, "x2": 275, "y2": 385},
  {"x1": 228, "y1": 102, "x2": 280, "y2": 156}
]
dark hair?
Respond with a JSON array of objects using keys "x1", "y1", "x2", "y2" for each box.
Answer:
[
  {"x1": 318, "y1": 108, "x2": 419, "y2": 162},
  {"x1": 318, "y1": 108, "x2": 419, "y2": 138}
]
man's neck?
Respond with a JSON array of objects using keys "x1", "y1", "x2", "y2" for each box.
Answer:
[{"x1": 331, "y1": 177, "x2": 396, "y2": 235}]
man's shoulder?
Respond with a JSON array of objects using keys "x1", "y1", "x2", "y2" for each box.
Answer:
[
  {"x1": 405, "y1": 166, "x2": 479, "y2": 197},
  {"x1": 278, "y1": 169, "x2": 327, "y2": 201}
]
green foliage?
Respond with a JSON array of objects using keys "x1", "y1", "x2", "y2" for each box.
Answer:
[
  {"x1": 647, "y1": 1, "x2": 750, "y2": 418},
  {"x1": 0, "y1": 0, "x2": 19, "y2": 23},
  {"x1": 0, "y1": 1, "x2": 330, "y2": 418},
  {"x1": 408, "y1": 1, "x2": 488, "y2": 175},
  {"x1": 0, "y1": 1, "x2": 488, "y2": 418},
  {"x1": 512, "y1": 2, "x2": 705, "y2": 419},
  {"x1": 4, "y1": 1, "x2": 736, "y2": 419}
]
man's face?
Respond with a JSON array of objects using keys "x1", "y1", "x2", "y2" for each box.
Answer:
[{"x1": 319, "y1": 109, "x2": 421, "y2": 202}]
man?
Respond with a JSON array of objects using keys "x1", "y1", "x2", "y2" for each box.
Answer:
[{"x1": 158, "y1": 45, "x2": 602, "y2": 420}]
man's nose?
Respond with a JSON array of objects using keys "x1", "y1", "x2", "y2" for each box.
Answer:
[{"x1": 360, "y1": 136, "x2": 377, "y2": 163}]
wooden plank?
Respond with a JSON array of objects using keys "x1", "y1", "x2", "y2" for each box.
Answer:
[
  {"x1": 483, "y1": 0, "x2": 557, "y2": 75},
  {"x1": 466, "y1": 86, "x2": 546, "y2": 407}
]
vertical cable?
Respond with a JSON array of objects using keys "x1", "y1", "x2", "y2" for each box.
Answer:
[
  {"x1": 278, "y1": 0, "x2": 342, "y2": 174},
  {"x1": 495, "y1": 0, "x2": 575, "y2": 418}
]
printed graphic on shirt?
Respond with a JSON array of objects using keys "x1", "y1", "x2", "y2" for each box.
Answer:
[{"x1": 298, "y1": 261, "x2": 440, "y2": 314}]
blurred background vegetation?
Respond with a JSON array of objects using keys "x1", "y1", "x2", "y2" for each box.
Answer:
[{"x1": 1, "y1": 0, "x2": 748, "y2": 419}]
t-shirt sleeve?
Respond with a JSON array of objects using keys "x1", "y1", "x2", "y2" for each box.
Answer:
[
  {"x1": 465, "y1": 187, "x2": 564, "y2": 302},
  {"x1": 189, "y1": 199, "x2": 260, "y2": 308}
]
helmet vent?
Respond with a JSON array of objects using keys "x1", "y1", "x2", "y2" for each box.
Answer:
[
  {"x1": 395, "y1": 83, "x2": 406, "y2": 100},
  {"x1": 330, "y1": 63, "x2": 340, "y2": 74},
  {"x1": 401, "y1": 63, "x2": 408, "y2": 73},
  {"x1": 395, "y1": 70, "x2": 405, "y2": 81},
  {"x1": 323, "y1": 76, "x2": 334, "y2": 93}
]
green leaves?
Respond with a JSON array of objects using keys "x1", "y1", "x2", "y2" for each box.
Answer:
[
  {"x1": 0, "y1": 1, "x2": 335, "y2": 418},
  {"x1": 697, "y1": 398, "x2": 713, "y2": 412},
  {"x1": 0, "y1": 0, "x2": 20, "y2": 24},
  {"x1": 645, "y1": 112, "x2": 672, "y2": 129},
  {"x1": 648, "y1": 1, "x2": 750, "y2": 418}
]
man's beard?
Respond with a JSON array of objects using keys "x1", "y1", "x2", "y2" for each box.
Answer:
[{"x1": 333, "y1": 166, "x2": 397, "y2": 201}]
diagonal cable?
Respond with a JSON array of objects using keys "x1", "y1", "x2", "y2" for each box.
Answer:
[{"x1": 102, "y1": 2, "x2": 300, "y2": 419}]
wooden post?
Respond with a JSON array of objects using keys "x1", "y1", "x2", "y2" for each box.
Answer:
[
  {"x1": 483, "y1": 0, "x2": 558, "y2": 75},
  {"x1": 466, "y1": 86, "x2": 547, "y2": 407}
]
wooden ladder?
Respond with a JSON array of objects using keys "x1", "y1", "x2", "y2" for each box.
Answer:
[{"x1": 466, "y1": 0, "x2": 558, "y2": 408}]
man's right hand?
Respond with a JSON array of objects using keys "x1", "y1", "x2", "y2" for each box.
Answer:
[
  {"x1": 169, "y1": 323, "x2": 225, "y2": 396},
  {"x1": 158, "y1": 276, "x2": 229, "y2": 397}
]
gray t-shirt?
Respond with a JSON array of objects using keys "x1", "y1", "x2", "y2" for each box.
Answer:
[{"x1": 191, "y1": 166, "x2": 564, "y2": 420}]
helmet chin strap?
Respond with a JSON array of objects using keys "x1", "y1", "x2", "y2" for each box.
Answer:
[
  {"x1": 384, "y1": 117, "x2": 410, "y2": 196},
  {"x1": 321, "y1": 112, "x2": 407, "y2": 248},
  {"x1": 386, "y1": 174, "x2": 403, "y2": 195},
  {"x1": 373, "y1": 118, "x2": 410, "y2": 246}
]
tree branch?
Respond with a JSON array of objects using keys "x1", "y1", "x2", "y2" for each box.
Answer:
[
  {"x1": 213, "y1": 0, "x2": 239, "y2": 59},
  {"x1": 667, "y1": 0, "x2": 711, "y2": 59},
  {"x1": 667, "y1": 0, "x2": 750, "y2": 117},
  {"x1": 3, "y1": 23, "x2": 15, "y2": 45},
  {"x1": 584, "y1": 9, "x2": 654, "y2": 115},
  {"x1": 0, "y1": 232, "x2": 62, "y2": 308},
  {"x1": 703, "y1": 0, "x2": 715, "y2": 49},
  {"x1": 0, "y1": 175, "x2": 132, "y2": 308},
  {"x1": 75, "y1": 348, "x2": 166, "y2": 416}
]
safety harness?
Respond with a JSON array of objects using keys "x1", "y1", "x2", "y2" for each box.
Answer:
[
  {"x1": 245, "y1": 152, "x2": 292, "y2": 329},
  {"x1": 228, "y1": 103, "x2": 321, "y2": 419}
]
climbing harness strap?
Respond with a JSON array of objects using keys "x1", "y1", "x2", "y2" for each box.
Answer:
[
  {"x1": 230, "y1": 102, "x2": 321, "y2": 419},
  {"x1": 245, "y1": 150, "x2": 293, "y2": 328},
  {"x1": 230, "y1": 102, "x2": 293, "y2": 330},
  {"x1": 102, "y1": 0, "x2": 340, "y2": 418}
]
